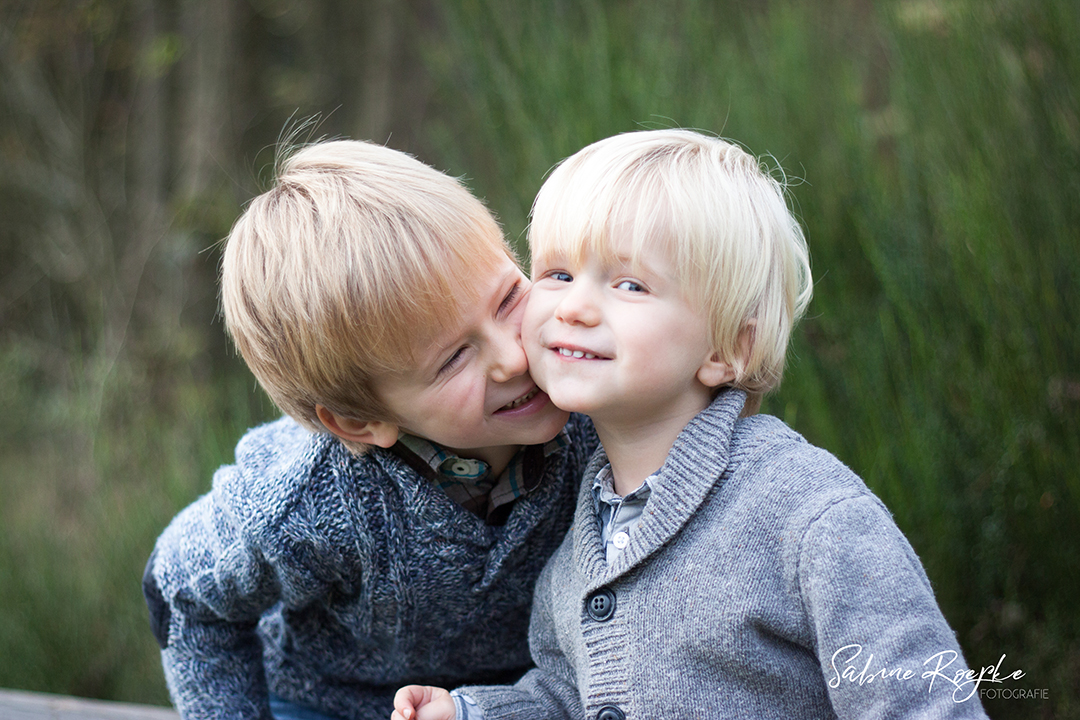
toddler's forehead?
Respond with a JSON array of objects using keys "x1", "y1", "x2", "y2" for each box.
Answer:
[{"x1": 532, "y1": 231, "x2": 676, "y2": 274}]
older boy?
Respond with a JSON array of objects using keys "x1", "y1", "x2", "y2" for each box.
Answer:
[
  {"x1": 394, "y1": 130, "x2": 988, "y2": 719},
  {"x1": 142, "y1": 140, "x2": 598, "y2": 720}
]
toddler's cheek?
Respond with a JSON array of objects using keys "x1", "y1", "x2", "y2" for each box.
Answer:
[
  {"x1": 522, "y1": 332, "x2": 546, "y2": 385},
  {"x1": 520, "y1": 319, "x2": 547, "y2": 384}
]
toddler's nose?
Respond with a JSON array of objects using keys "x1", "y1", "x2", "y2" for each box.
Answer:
[{"x1": 554, "y1": 281, "x2": 601, "y2": 327}]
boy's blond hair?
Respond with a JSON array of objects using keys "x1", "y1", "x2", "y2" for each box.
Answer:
[
  {"x1": 222, "y1": 140, "x2": 512, "y2": 447},
  {"x1": 529, "y1": 129, "x2": 812, "y2": 397}
]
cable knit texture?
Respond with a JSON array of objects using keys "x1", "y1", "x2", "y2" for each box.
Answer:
[
  {"x1": 458, "y1": 390, "x2": 989, "y2": 720},
  {"x1": 145, "y1": 413, "x2": 598, "y2": 720}
]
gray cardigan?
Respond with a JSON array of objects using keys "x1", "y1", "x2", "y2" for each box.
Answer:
[
  {"x1": 143, "y1": 413, "x2": 597, "y2": 720},
  {"x1": 458, "y1": 390, "x2": 989, "y2": 719}
]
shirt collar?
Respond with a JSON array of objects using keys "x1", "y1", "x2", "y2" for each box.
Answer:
[
  {"x1": 397, "y1": 431, "x2": 569, "y2": 478},
  {"x1": 397, "y1": 434, "x2": 489, "y2": 480},
  {"x1": 395, "y1": 430, "x2": 571, "y2": 523},
  {"x1": 591, "y1": 463, "x2": 655, "y2": 506}
]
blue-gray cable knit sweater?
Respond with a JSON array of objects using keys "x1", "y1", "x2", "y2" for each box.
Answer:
[
  {"x1": 457, "y1": 390, "x2": 989, "y2": 719},
  {"x1": 143, "y1": 413, "x2": 598, "y2": 720}
]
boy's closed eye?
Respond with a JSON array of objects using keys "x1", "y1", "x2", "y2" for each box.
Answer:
[
  {"x1": 436, "y1": 279, "x2": 525, "y2": 377},
  {"x1": 438, "y1": 347, "x2": 467, "y2": 376},
  {"x1": 497, "y1": 282, "x2": 523, "y2": 314}
]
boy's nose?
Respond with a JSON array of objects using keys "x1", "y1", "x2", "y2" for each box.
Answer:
[
  {"x1": 489, "y1": 324, "x2": 529, "y2": 383},
  {"x1": 554, "y1": 282, "x2": 601, "y2": 327}
]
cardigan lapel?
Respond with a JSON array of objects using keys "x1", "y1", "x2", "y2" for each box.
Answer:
[
  {"x1": 572, "y1": 447, "x2": 611, "y2": 584},
  {"x1": 576, "y1": 389, "x2": 747, "y2": 591}
]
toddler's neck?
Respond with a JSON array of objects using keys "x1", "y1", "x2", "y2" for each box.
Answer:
[{"x1": 593, "y1": 404, "x2": 705, "y2": 496}]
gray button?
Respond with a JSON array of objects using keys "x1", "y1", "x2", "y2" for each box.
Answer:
[
  {"x1": 597, "y1": 706, "x2": 625, "y2": 720},
  {"x1": 586, "y1": 589, "x2": 616, "y2": 622},
  {"x1": 450, "y1": 460, "x2": 477, "y2": 475}
]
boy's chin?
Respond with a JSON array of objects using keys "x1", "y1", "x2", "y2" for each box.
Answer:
[
  {"x1": 495, "y1": 400, "x2": 571, "y2": 445},
  {"x1": 534, "y1": 405, "x2": 572, "y2": 441},
  {"x1": 533, "y1": 405, "x2": 572, "y2": 436}
]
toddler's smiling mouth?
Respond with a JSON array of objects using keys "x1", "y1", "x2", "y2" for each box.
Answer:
[{"x1": 553, "y1": 346, "x2": 610, "y2": 360}]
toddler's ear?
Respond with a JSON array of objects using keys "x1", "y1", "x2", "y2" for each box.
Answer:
[
  {"x1": 697, "y1": 322, "x2": 755, "y2": 388},
  {"x1": 696, "y1": 352, "x2": 737, "y2": 389},
  {"x1": 316, "y1": 406, "x2": 399, "y2": 448}
]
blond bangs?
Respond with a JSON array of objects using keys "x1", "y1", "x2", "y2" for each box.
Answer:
[{"x1": 529, "y1": 148, "x2": 680, "y2": 279}]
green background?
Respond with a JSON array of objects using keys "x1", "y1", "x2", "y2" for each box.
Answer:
[{"x1": 0, "y1": 0, "x2": 1076, "y2": 717}]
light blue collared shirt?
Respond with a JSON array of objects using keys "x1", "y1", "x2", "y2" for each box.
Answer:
[{"x1": 591, "y1": 464, "x2": 655, "y2": 563}]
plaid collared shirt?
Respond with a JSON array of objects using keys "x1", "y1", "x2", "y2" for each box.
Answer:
[{"x1": 395, "y1": 430, "x2": 571, "y2": 524}]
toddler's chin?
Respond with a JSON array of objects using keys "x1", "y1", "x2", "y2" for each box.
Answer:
[{"x1": 543, "y1": 387, "x2": 587, "y2": 416}]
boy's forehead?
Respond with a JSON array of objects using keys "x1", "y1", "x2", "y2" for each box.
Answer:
[{"x1": 394, "y1": 252, "x2": 522, "y2": 364}]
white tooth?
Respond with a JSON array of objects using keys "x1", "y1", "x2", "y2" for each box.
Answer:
[
  {"x1": 585, "y1": 353, "x2": 596, "y2": 359},
  {"x1": 572, "y1": 350, "x2": 584, "y2": 358},
  {"x1": 505, "y1": 388, "x2": 536, "y2": 410}
]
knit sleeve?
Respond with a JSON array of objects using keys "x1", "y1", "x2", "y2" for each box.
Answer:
[
  {"x1": 145, "y1": 464, "x2": 287, "y2": 720},
  {"x1": 798, "y1": 495, "x2": 990, "y2": 719}
]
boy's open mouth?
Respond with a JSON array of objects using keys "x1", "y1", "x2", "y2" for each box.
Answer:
[{"x1": 499, "y1": 386, "x2": 540, "y2": 411}]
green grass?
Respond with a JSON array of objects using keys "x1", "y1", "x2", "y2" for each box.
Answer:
[{"x1": 0, "y1": 348, "x2": 274, "y2": 704}]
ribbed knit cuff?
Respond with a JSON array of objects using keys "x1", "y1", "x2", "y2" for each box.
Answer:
[
  {"x1": 452, "y1": 691, "x2": 484, "y2": 720},
  {"x1": 454, "y1": 685, "x2": 548, "y2": 720}
]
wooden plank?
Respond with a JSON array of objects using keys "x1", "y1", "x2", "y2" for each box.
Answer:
[{"x1": 0, "y1": 690, "x2": 178, "y2": 720}]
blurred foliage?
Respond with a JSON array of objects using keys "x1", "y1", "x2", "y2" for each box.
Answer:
[{"x1": 0, "y1": 0, "x2": 1077, "y2": 717}]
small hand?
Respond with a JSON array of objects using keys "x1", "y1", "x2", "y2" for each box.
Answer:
[{"x1": 391, "y1": 685, "x2": 456, "y2": 720}]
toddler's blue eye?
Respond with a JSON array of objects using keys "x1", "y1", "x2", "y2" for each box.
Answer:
[
  {"x1": 550, "y1": 271, "x2": 573, "y2": 282},
  {"x1": 616, "y1": 280, "x2": 645, "y2": 292}
]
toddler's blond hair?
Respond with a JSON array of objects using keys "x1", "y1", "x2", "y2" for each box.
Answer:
[{"x1": 529, "y1": 129, "x2": 812, "y2": 398}]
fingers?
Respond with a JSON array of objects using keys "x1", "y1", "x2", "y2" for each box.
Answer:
[
  {"x1": 393, "y1": 685, "x2": 428, "y2": 720},
  {"x1": 391, "y1": 685, "x2": 454, "y2": 720}
]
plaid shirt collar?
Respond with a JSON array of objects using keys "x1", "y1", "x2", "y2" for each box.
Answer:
[{"x1": 394, "y1": 430, "x2": 570, "y2": 525}]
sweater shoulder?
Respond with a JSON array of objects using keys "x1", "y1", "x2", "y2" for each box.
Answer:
[
  {"x1": 564, "y1": 412, "x2": 601, "y2": 468},
  {"x1": 208, "y1": 418, "x2": 414, "y2": 570},
  {"x1": 726, "y1": 414, "x2": 882, "y2": 520},
  {"x1": 216, "y1": 416, "x2": 341, "y2": 526}
]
